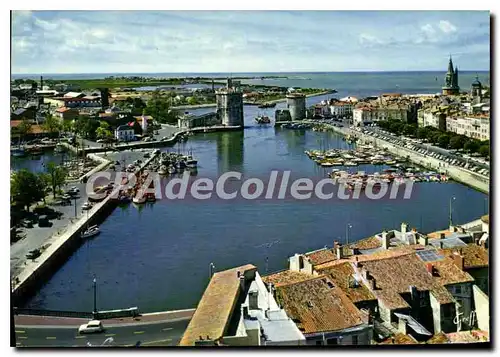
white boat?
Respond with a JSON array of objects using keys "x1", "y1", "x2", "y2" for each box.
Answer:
[
  {"x1": 158, "y1": 165, "x2": 168, "y2": 175},
  {"x1": 133, "y1": 194, "x2": 146, "y2": 204},
  {"x1": 345, "y1": 161, "x2": 358, "y2": 166},
  {"x1": 321, "y1": 162, "x2": 334, "y2": 167},
  {"x1": 81, "y1": 225, "x2": 100, "y2": 239},
  {"x1": 185, "y1": 159, "x2": 198, "y2": 168}
]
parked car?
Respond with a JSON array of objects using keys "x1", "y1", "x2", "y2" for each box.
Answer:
[{"x1": 78, "y1": 320, "x2": 105, "y2": 334}]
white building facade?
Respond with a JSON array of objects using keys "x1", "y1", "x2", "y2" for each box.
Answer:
[{"x1": 114, "y1": 125, "x2": 135, "y2": 142}]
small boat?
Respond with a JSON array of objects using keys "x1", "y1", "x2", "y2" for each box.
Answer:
[
  {"x1": 133, "y1": 195, "x2": 146, "y2": 204},
  {"x1": 255, "y1": 115, "x2": 271, "y2": 124},
  {"x1": 158, "y1": 165, "x2": 168, "y2": 175},
  {"x1": 258, "y1": 102, "x2": 276, "y2": 108},
  {"x1": 186, "y1": 159, "x2": 198, "y2": 168},
  {"x1": 321, "y1": 162, "x2": 334, "y2": 167},
  {"x1": 11, "y1": 148, "x2": 26, "y2": 157},
  {"x1": 81, "y1": 225, "x2": 100, "y2": 239},
  {"x1": 345, "y1": 161, "x2": 358, "y2": 167}
]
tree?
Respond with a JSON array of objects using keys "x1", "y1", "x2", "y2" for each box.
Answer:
[
  {"x1": 449, "y1": 135, "x2": 466, "y2": 150},
  {"x1": 45, "y1": 162, "x2": 68, "y2": 198},
  {"x1": 479, "y1": 144, "x2": 490, "y2": 158},
  {"x1": 464, "y1": 139, "x2": 480, "y2": 153},
  {"x1": 16, "y1": 119, "x2": 32, "y2": 144},
  {"x1": 96, "y1": 121, "x2": 113, "y2": 141},
  {"x1": 402, "y1": 124, "x2": 417, "y2": 137},
  {"x1": 437, "y1": 134, "x2": 450, "y2": 148},
  {"x1": 62, "y1": 120, "x2": 74, "y2": 134},
  {"x1": 416, "y1": 127, "x2": 429, "y2": 140},
  {"x1": 74, "y1": 116, "x2": 100, "y2": 139},
  {"x1": 10, "y1": 169, "x2": 46, "y2": 211},
  {"x1": 186, "y1": 96, "x2": 198, "y2": 106},
  {"x1": 42, "y1": 114, "x2": 61, "y2": 138},
  {"x1": 144, "y1": 90, "x2": 178, "y2": 124}
]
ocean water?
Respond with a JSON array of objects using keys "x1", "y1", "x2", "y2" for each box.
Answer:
[{"x1": 12, "y1": 71, "x2": 490, "y2": 99}]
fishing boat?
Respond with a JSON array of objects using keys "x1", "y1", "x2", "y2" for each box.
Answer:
[
  {"x1": 321, "y1": 162, "x2": 334, "y2": 167},
  {"x1": 258, "y1": 102, "x2": 276, "y2": 109},
  {"x1": 81, "y1": 225, "x2": 100, "y2": 239},
  {"x1": 345, "y1": 161, "x2": 358, "y2": 167},
  {"x1": 11, "y1": 147, "x2": 26, "y2": 157},
  {"x1": 168, "y1": 165, "x2": 177, "y2": 174},
  {"x1": 158, "y1": 165, "x2": 168, "y2": 175},
  {"x1": 255, "y1": 115, "x2": 271, "y2": 124},
  {"x1": 133, "y1": 194, "x2": 146, "y2": 204}
]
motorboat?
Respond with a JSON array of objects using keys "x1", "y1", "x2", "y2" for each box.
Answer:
[
  {"x1": 345, "y1": 161, "x2": 358, "y2": 166},
  {"x1": 81, "y1": 225, "x2": 100, "y2": 239},
  {"x1": 321, "y1": 162, "x2": 334, "y2": 167},
  {"x1": 158, "y1": 165, "x2": 168, "y2": 175},
  {"x1": 133, "y1": 194, "x2": 146, "y2": 204}
]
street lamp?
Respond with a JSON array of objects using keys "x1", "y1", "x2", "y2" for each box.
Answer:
[
  {"x1": 209, "y1": 263, "x2": 215, "y2": 279},
  {"x1": 449, "y1": 196, "x2": 456, "y2": 227},
  {"x1": 346, "y1": 224, "x2": 353, "y2": 245},
  {"x1": 93, "y1": 277, "x2": 97, "y2": 315}
]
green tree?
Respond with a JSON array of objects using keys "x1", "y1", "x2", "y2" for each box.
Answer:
[
  {"x1": 449, "y1": 135, "x2": 466, "y2": 150},
  {"x1": 464, "y1": 139, "x2": 480, "y2": 153},
  {"x1": 16, "y1": 119, "x2": 32, "y2": 144},
  {"x1": 186, "y1": 96, "x2": 198, "y2": 105},
  {"x1": 74, "y1": 116, "x2": 100, "y2": 139},
  {"x1": 437, "y1": 134, "x2": 450, "y2": 148},
  {"x1": 416, "y1": 127, "x2": 429, "y2": 140},
  {"x1": 62, "y1": 120, "x2": 74, "y2": 134},
  {"x1": 45, "y1": 162, "x2": 68, "y2": 198},
  {"x1": 479, "y1": 144, "x2": 490, "y2": 158},
  {"x1": 96, "y1": 121, "x2": 113, "y2": 141},
  {"x1": 42, "y1": 114, "x2": 61, "y2": 138},
  {"x1": 10, "y1": 169, "x2": 46, "y2": 211},
  {"x1": 144, "y1": 90, "x2": 178, "y2": 124}
]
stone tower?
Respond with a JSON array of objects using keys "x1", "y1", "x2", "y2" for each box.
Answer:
[
  {"x1": 216, "y1": 79, "x2": 244, "y2": 128},
  {"x1": 442, "y1": 56, "x2": 460, "y2": 95},
  {"x1": 286, "y1": 93, "x2": 306, "y2": 121},
  {"x1": 471, "y1": 75, "x2": 483, "y2": 105}
]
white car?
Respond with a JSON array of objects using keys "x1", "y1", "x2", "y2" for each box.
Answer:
[{"x1": 78, "y1": 320, "x2": 104, "y2": 334}]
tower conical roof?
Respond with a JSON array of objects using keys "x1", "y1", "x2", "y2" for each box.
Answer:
[{"x1": 447, "y1": 56, "x2": 454, "y2": 74}]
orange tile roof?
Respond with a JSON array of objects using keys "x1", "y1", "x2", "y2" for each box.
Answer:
[
  {"x1": 440, "y1": 244, "x2": 489, "y2": 269},
  {"x1": 262, "y1": 270, "x2": 316, "y2": 288},
  {"x1": 319, "y1": 262, "x2": 376, "y2": 303},
  {"x1": 357, "y1": 253, "x2": 455, "y2": 309},
  {"x1": 429, "y1": 258, "x2": 475, "y2": 286},
  {"x1": 276, "y1": 276, "x2": 366, "y2": 334},
  {"x1": 348, "y1": 236, "x2": 382, "y2": 250},
  {"x1": 378, "y1": 333, "x2": 418, "y2": 344},
  {"x1": 425, "y1": 332, "x2": 450, "y2": 344},
  {"x1": 305, "y1": 248, "x2": 337, "y2": 266},
  {"x1": 179, "y1": 264, "x2": 257, "y2": 346},
  {"x1": 445, "y1": 330, "x2": 489, "y2": 343},
  {"x1": 426, "y1": 229, "x2": 454, "y2": 240}
]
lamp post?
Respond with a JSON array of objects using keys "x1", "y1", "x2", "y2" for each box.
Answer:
[
  {"x1": 209, "y1": 263, "x2": 215, "y2": 279},
  {"x1": 93, "y1": 277, "x2": 97, "y2": 315},
  {"x1": 346, "y1": 224, "x2": 353, "y2": 245},
  {"x1": 449, "y1": 196, "x2": 456, "y2": 227}
]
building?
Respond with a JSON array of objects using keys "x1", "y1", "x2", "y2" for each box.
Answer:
[
  {"x1": 442, "y1": 57, "x2": 460, "y2": 95},
  {"x1": 445, "y1": 115, "x2": 490, "y2": 141},
  {"x1": 11, "y1": 107, "x2": 36, "y2": 121},
  {"x1": 55, "y1": 107, "x2": 79, "y2": 121},
  {"x1": 114, "y1": 125, "x2": 135, "y2": 142},
  {"x1": 275, "y1": 109, "x2": 292, "y2": 122},
  {"x1": 216, "y1": 79, "x2": 244, "y2": 127},
  {"x1": 286, "y1": 93, "x2": 306, "y2": 121},
  {"x1": 179, "y1": 264, "x2": 306, "y2": 346},
  {"x1": 329, "y1": 98, "x2": 356, "y2": 118}
]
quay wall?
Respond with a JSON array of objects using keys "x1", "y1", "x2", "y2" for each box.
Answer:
[{"x1": 12, "y1": 185, "x2": 117, "y2": 306}]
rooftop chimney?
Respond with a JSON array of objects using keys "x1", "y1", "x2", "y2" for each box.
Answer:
[
  {"x1": 398, "y1": 317, "x2": 408, "y2": 335},
  {"x1": 453, "y1": 252, "x2": 464, "y2": 271},
  {"x1": 239, "y1": 275, "x2": 245, "y2": 292},
  {"x1": 426, "y1": 263, "x2": 434, "y2": 275},
  {"x1": 336, "y1": 244, "x2": 344, "y2": 259},
  {"x1": 382, "y1": 231, "x2": 391, "y2": 250},
  {"x1": 401, "y1": 222, "x2": 408, "y2": 235},
  {"x1": 370, "y1": 277, "x2": 377, "y2": 290},
  {"x1": 419, "y1": 235, "x2": 429, "y2": 246}
]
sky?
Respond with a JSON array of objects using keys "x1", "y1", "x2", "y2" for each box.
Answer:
[{"x1": 11, "y1": 10, "x2": 490, "y2": 74}]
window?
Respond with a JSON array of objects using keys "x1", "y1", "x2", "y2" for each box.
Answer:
[
  {"x1": 352, "y1": 335, "x2": 358, "y2": 345},
  {"x1": 327, "y1": 338, "x2": 338, "y2": 345},
  {"x1": 315, "y1": 341, "x2": 322, "y2": 346},
  {"x1": 455, "y1": 285, "x2": 462, "y2": 294}
]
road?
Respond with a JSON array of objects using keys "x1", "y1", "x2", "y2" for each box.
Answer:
[
  {"x1": 10, "y1": 182, "x2": 89, "y2": 278},
  {"x1": 15, "y1": 318, "x2": 190, "y2": 347}
]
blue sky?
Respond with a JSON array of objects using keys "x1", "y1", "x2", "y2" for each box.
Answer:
[{"x1": 11, "y1": 10, "x2": 490, "y2": 74}]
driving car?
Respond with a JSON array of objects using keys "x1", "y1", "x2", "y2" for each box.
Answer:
[{"x1": 78, "y1": 320, "x2": 105, "y2": 334}]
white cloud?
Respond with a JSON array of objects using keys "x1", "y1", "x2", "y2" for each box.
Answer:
[
  {"x1": 421, "y1": 24, "x2": 435, "y2": 35},
  {"x1": 438, "y1": 20, "x2": 457, "y2": 34},
  {"x1": 358, "y1": 33, "x2": 383, "y2": 47}
]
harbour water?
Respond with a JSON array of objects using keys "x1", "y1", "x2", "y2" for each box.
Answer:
[{"x1": 22, "y1": 105, "x2": 488, "y2": 313}]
